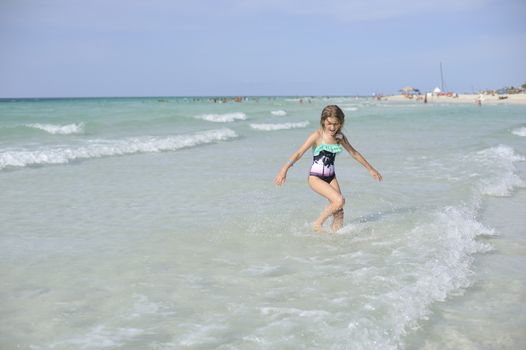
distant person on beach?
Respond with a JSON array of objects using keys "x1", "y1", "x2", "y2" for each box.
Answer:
[
  {"x1": 274, "y1": 105, "x2": 382, "y2": 233},
  {"x1": 477, "y1": 94, "x2": 484, "y2": 106}
]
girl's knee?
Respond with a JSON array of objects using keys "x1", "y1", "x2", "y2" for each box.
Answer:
[{"x1": 332, "y1": 196, "x2": 345, "y2": 209}]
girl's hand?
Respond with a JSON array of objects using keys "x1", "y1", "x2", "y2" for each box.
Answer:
[
  {"x1": 274, "y1": 173, "x2": 287, "y2": 186},
  {"x1": 370, "y1": 169, "x2": 383, "y2": 181}
]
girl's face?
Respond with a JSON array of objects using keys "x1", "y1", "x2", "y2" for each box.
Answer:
[{"x1": 323, "y1": 116, "x2": 341, "y2": 136}]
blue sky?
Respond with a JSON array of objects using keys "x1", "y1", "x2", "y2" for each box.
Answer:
[{"x1": 1, "y1": 0, "x2": 525, "y2": 97}]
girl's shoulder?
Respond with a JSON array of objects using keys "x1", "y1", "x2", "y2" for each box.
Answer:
[
  {"x1": 308, "y1": 129, "x2": 323, "y2": 143},
  {"x1": 311, "y1": 129, "x2": 322, "y2": 137},
  {"x1": 336, "y1": 132, "x2": 347, "y2": 144}
]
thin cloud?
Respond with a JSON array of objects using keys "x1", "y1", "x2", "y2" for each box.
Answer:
[
  {"x1": 0, "y1": 0, "x2": 493, "y2": 33},
  {"x1": 196, "y1": 0, "x2": 491, "y2": 21}
]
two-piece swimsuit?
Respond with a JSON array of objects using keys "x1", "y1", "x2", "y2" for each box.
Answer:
[{"x1": 309, "y1": 143, "x2": 343, "y2": 183}]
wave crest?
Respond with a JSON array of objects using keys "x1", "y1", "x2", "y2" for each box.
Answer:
[
  {"x1": 25, "y1": 123, "x2": 85, "y2": 135},
  {"x1": 339, "y1": 205, "x2": 494, "y2": 349},
  {"x1": 512, "y1": 127, "x2": 526, "y2": 137},
  {"x1": 250, "y1": 121, "x2": 309, "y2": 131},
  {"x1": 195, "y1": 112, "x2": 246, "y2": 123},
  {"x1": 473, "y1": 145, "x2": 526, "y2": 196},
  {"x1": 0, "y1": 128, "x2": 237, "y2": 170},
  {"x1": 270, "y1": 110, "x2": 287, "y2": 116}
]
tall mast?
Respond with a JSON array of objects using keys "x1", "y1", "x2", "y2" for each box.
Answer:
[{"x1": 440, "y1": 62, "x2": 445, "y2": 92}]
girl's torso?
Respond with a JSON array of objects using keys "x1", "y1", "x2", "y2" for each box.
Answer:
[{"x1": 309, "y1": 130, "x2": 344, "y2": 181}]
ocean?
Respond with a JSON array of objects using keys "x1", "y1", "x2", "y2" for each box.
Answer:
[{"x1": 1, "y1": 97, "x2": 525, "y2": 349}]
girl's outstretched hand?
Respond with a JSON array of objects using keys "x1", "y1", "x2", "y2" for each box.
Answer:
[
  {"x1": 274, "y1": 173, "x2": 286, "y2": 186},
  {"x1": 370, "y1": 169, "x2": 383, "y2": 181}
]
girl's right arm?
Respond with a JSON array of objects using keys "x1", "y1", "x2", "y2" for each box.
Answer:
[{"x1": 274, "y1": 131, "x2": 319, "y2": 186}]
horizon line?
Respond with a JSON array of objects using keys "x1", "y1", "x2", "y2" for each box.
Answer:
[{"x1": 0, "y1": 94, "x2": 377, "y2": 101}]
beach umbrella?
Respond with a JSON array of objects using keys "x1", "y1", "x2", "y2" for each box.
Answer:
[
  {"x1": 400, "y1": 86, "x2": 415, "y2": 93},
  {"x1": 400, "y1": 86, "x2": 420, "y2": 95}
]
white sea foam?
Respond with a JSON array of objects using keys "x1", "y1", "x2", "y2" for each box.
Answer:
[
  {"x1": 476, "y1": 144, "x2": 525, "y2": 163},
  {"x1": 480, "y1": 172, "x2": 526, "y2": 197},
  {"x1": 44, "y1": 325, "x2": 143, "y2": 349},
  {"x1": 177, "y1": 322, "x2": 229, "y2": 347},
  {"x1": 511, "y1": 127, "x2": 526, "y2": 137},
  {"x1": 270, "y1": 110, "x2": 287, "y2": 116},
  {"x1": 472, "y1": 145, "x2": 526, "y2": 196},
  {"x1": 129, "y1": 294, "x2": 175, "y2": 319},
  {"x1": 243, "y1": 264, "x2": 282, "y2": 276},
  {"x1": 195, "y1": 112, "x2": 246, "y2": 123},
  {"x1": 346, "y1": 206, "x2": 495, "y2": 348},
  {"x1": 245, "y1": 205, "x2": 496, "y2": 349},
  {"x1": 250, "y1": 121, "x2": 309, "y2": 131},
  {"x1": 260, "y1": 307, "x2": 331, "y2": 320},
  {"x1": 0, "y1": 128, "x2": 237, "y2": 170},
  {"x1": 343, "y1": 107, "x2": 358, "y2": 112},
  {"x1": 25, "y1": 123, "x2": 85, "y2": 134}
]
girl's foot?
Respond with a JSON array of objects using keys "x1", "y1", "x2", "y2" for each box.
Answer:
[
  {"x1": 313, "y1": 222, "x2": 325, "y2": 233},
  {"x1": 331, "y1": 222, "x2": 343, "y2": 233},
  {"x1": 331, "y1": 209, "x2": 344, "y2": 232}
]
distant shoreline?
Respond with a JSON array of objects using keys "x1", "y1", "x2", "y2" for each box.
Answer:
[
  {"x1": 0, "y1": 95, "x2": 366, "y2": 101},
  {"x1": 384, "y1": 93, "x2": 526, "y2": 105},
  {"x1": 2, "y1": 93, "x2": 526, "y2": 106}
]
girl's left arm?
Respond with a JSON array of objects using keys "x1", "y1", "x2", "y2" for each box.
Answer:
[{"x1": 341, "y1": 135, "x2": 383, "y2": 181}]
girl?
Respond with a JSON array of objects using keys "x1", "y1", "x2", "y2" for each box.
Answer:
[{"x1": 274, "y1": 105, "x2": 382, "y2": 232}]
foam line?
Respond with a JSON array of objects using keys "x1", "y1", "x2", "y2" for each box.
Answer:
[{"x1": 0, "y1": 128, "x2": 238, "y2": 170}]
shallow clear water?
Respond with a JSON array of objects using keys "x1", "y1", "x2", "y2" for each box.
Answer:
[{"x1": 1, "y1": 97, "x2": 525, "y2": 349}]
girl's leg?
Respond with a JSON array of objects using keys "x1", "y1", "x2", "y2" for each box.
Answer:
[
  {"x1": 329, "y1": 178, "x2": 344, "y2": 232},
  {"x1": 308, "y1": 176, "x2": 345, "y2": 232}
]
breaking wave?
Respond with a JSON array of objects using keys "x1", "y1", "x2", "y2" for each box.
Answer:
[
  {"x1": 472, "y1": 145, "x2": 526, "y2": 197},
  {"x1": 0, "y1": 128, "x2": 238, "y2": 170},
  {"x1": 250, "y1": 121, "x2": 309, "y2": 131},
  {"x1": 194, "y1": 112, "x2": 247, "y2": 123},
  {"x1": 270, "y1": 110, "x2": 287, "y2": 116},
  {"x1": 24, "y1": 123, "x2": 85, "y2": 134},
  {"x1": 511, "y1": 127, "x2": 526, "y2": 137}
]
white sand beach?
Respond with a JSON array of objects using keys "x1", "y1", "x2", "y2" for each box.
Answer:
[{"x1": 385, "y1": 93, "x2": 526, "y2": 105}]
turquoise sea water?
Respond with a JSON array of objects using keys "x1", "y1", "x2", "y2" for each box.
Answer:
[{"x1": 1, "y1": 97, "x2": 525, "y2": 349}]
